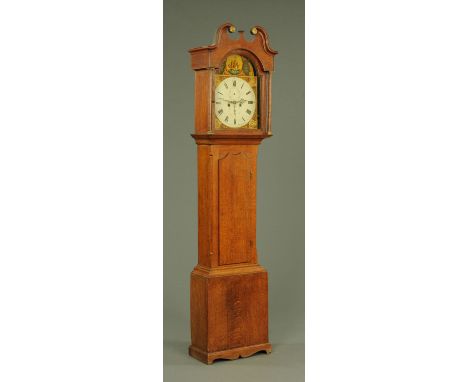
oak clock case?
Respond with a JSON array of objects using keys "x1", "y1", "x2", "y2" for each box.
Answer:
[{"x1": 188, "y1": 23, "x2": 277, "y2": 364}]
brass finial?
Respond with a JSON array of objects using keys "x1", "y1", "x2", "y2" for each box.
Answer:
[
  {"x1": 228, "y1": 25, "x2": 236, "y2": 33},
  {"x1": 250, "y1": 27, "x2": 258, "y2": 35}
]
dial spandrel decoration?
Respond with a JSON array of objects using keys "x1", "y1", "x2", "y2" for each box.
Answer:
[
  {"x1": 214, "y1": 54, "x2": 258, "y2": 129},
  {"x1": 219, "y1": 54, "x2": 255, "y2": 76}
]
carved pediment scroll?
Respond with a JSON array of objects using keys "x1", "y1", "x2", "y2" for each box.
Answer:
[{"x1": 189, "y1": 23, "x2": 277, "y2": 72}]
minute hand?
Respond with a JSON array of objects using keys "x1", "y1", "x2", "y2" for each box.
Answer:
[{"x1": 219, "y1": 98, "x2": 239, "y2": 105}]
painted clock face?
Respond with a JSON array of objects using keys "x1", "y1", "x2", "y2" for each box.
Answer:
[{"x1": 214, "y1": 77, "x2": 256, "y2": 128}]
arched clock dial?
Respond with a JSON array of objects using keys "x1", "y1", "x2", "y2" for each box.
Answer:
[{"x1": 214, "y1": 77, "x2": 256, "y2": 128}]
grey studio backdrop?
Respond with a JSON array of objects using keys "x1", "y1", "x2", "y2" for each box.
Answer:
[{"x1": 164, "y1": 0, "x2": 304, "y2": 380}]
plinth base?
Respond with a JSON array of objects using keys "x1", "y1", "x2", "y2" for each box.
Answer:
[
  {"x1": 189, "y1": 343, "x2": 272, "y2": 364},
  {"x1": 189, "y1": 264, "x2": 270, "y2": 364}
]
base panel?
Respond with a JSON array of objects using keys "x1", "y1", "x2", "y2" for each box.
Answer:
[
  {"x1": 189, "y1": 343, "x2": 272, "y2": 364},
  {"x1": 190, "y1": 267, "x2": 269, "y2": 364}
]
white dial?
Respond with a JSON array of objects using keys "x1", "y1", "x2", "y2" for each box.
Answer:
[{"x1": 214, "y1": 77, "x2": 256, "y2": 128}]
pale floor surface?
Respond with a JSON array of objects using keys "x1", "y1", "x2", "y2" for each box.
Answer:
[{"x1": 164, "y1": 341, "x2": 304, "y2": 382}]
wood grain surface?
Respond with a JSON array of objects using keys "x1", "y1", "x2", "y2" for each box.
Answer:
[{"x1": 188, "y1": 23, "x2": 276, "y2": 364}]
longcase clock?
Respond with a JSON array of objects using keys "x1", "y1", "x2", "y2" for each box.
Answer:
[{"x1": 188, "y1": 23, "x2": 277, "y2": 364}]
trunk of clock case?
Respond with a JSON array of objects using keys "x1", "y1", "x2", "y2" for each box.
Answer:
[{"x1": 197, "y1": 144, "x2": 258, "y2": 267}]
